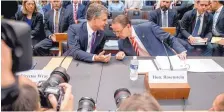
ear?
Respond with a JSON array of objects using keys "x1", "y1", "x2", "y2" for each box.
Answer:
[{"x1": 127, "y1": 24, "x2": 131, "y2": 28}]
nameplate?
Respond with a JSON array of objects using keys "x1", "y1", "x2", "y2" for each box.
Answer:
[
  {"x1": 148, "y1": 71, "x2": 187, "y2": 83},
  {"x1": 16, "y1": 70, "x2": 52, "y2": 83}
]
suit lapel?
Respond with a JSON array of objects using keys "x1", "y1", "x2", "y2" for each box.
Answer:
[
  {"x1": 168, "y1": 9, "x2": 172, "y2": 27},
  {"x1": 79, "y1": 22, "x2": 88, "y2": 51},
  {"x1": 216, "y1": 7, "x2": 224, "y2": 25},
  {"x1": 91, "y1": 31, "x2": 103, "y2": 53},
  {"x1": 191, "y1": 9, "x2": 197, "y2": 33},
  {"x1": 157, "y1": 9, "x2": 162, "y2": 27},
  {"x1": 50, "y1": 10, "x2": 54, "y2": 32},
  {"x1": 201, "y1": 12, "x2": 208, "y2": 37},
  {"x1": 59, "y1": 8, "x2": 65, "y2": 32}
]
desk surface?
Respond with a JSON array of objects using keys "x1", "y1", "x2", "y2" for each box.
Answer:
[{"x1": 33, "y1": 56, "x2": 224, "y2": 111}]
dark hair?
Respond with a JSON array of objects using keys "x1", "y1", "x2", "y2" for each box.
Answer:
[
  {"x1": 112, "y1": 15, "x2": 131, "y2": 28},
  {"x1": 1, "y1": 1, "x2": 18, "y2": 19},
  {"x1": 1, "y1": 84, "x2": 40, "y2": 111},
  {"x1": 86, "y1": 3, "x2": 108, "y2": 21},
  {"x1": 118, "y1": 92, "x2": 162, "y2": 111}
]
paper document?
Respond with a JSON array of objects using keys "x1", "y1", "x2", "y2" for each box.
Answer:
[
  {"x1": 186, "y1": 59, "x2": 224, "y2": 73},
  {"x1": 16, "y1": 70, "x2": 52, "y2": 83},
  {"x1": 138, "y1": 60, "x2": 157, "y2": 73},
  {"x1": 105, "y1": 40, "x2": 118, "y2": 47},
  {"x1": 211, "y1": 37, "x2": 223, "y2": 43},
  {"x1": 43, "y1": 57, "x2": 73, "y2": 71},
  {"x1": 155, "y1": 55, "x2": 187, "y2": 70},
  {"x1": 191, "y1": 38, "x2": 207, "y2": 45}
]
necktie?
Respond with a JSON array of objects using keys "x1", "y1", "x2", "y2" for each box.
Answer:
[
  {"x1": 192, "y1": 15, "x2": 201, "y2": 37},
  {"x1": 54, "y1": 11, "x2": 59, "y2": 33},
  {"x1": 90, "y1": 32, "x2": 96, "y2": 53},
  {"x1": 162, "y1": 11, "x2": 168, "y2": 27},
  {"x1": 74, "y1": 4, "x2": 77, "y2": 21},
  {"x1": 130, "y1": 36, "x2": 140, "y2": 56}
]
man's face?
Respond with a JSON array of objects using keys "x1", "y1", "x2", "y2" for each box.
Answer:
[
  {"x1": 111, "y1": 23, "x2": 130, "y2": 39},
  {"x1": 73, "y1": 0, "x2": 79, "y2": 4},
  {"x1": 197, "y1": 1, "x2": 209, "y2": 14},
  {"x1": 160, "y1": 0, "x2": 171, "y2": 11},
  {"x1": 210, "y1": 0, "x2": 218, "y2": 11},
  {"x1": 93, "y1": 13, "x2": 108, "y2": 31},
  {"x1": 41, "y1": 0, "x2": 48, "y2": 6},
  {"x1": 52, "y1": 0, "x2": 62, "y2": 10}
]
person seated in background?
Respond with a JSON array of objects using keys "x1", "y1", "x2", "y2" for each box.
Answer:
[
  {"x1": 40, "y1": 0, "x2": 48, "y2": 7},
  {"x1": 108, "y1": 0, "x2": 124, "y2": 12},
  {"x1": 177, "y1": 0, "x2": 213, "y2": 56},
  {"x1": 66, "y1": 0, "x2": 86, "y2": 24},
  {"x1": 33, "y1": 0, "x2": 74, "y2": 56},
  {"x1": 84, "y1": 0, "x2": 108, "y2": 14},
  {"x1": 175, "y1": 0, "x2": 195, "y2": 20},
  {"x1": 65, "y1": 3, "x2": 111, "y2": 63},
  {"x1": 42, "y1": 0, "x2": 52, "y2": 14},
  {"x1": 118, "y1": 92, "x2": 162, "y2": 111},
  {"x1": 111, "y1": 15, "x2": 187, "y2": 60},
  {"x1": 15, "y1": 0, "x2": 46, "y2": 46},
  {"x1": 210, "y1": 0, "x2": 224, "y2": 56},
  {"x1": 124, "y1": 0, "x2": 143, "y2": 12},
  {"x1": 209, "y1": 93, "x2": 224, "y2": 111},
  {"x1": 149, "y1": 0, "x2": 178, "y2": 27}
]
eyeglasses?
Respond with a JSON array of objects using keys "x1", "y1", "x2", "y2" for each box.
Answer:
[{"x1": 113, "y1": 26, "x2": 126, "y2": 35}]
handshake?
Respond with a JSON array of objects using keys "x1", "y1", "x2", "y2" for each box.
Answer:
[{"x1": 94, "y1": 51, "x2": 126, "y2": 63}]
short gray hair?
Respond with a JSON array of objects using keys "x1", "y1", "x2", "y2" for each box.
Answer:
[{"x1": 86, "y1": 3, "x2": 108, "y2": 21}]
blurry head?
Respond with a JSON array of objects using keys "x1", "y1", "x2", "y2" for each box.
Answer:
[
  {"x1": 111, "y1": 15, "x2": 132, "y2": 39},
  {"x1": 210, "y1": 0, "x2": 224, "y2": 11},
  {"x1": 90, "y1": 0, "x2": 102, "y2": 4},
  {"x1": 40, "y1": 0, "x2": 48, "y2": 6},
  {"x1": 160, "y1": 0, "x2": 172, "y2": 11},
  {"x1": 112, "y1": 0, "x2": 119, "y2": 3},
  {"x1": 86, "y1": 3, "x2": 108, "y2": 31},
  {"x1": 1, "y1": 84, "x2": 40, "y2": 111},
  {"x1": 210, "y1": 93, "x2": 224, "y2": 111},
  {"x1": 1, "y1": 1, "x2": 18, "y2": 19},
  {"x1": 52, "y1": 0, "x2": 62, "y2": 11},
  {"x1": 206, "y1": 0, "x2": 212, "y2": 12},
  {"x1": 22, "y1": 0, "x2": 37, "y2": 14},
  {"x1": 118, "y1": 92, "x2": 162, "y2": 111},
  {"x1": 73, "y1": 0, "x2": 79, "y2": 4},
  {"x1": 196, "y1": 0, "x2": 210, "y2": 14}
]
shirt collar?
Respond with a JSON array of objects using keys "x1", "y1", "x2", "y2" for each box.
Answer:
[
  {"x1": 216, "y1": 5, "x2": 223, "y2": 13},
  {"x1": 196, "y1": 11, "x2": 204, "y2": 18},
  {"x1": 160, "y1": 9, "x2": 168, "y2": 14},
  {"x1": 130, "y1": 26, "x2": 137, "y2": 38},
  {"x1": 87, "y1": 22, "x2": 95, "y2": 36},
  {"x1": 54, "y1": 8, "x2": 61, "y2": 12}
]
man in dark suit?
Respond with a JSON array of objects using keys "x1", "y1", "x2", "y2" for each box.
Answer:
[
  {"x1": 66, "y1": 0, "x2": 86, "y2": 24},
  {"x1": 211, "y1": 0, "x2": 224, "y2": 56},
  {"x1": 177, "y1": 0, "x2": 213, "y2": 56},
  {"x1": 33, "y1": 0, "x2": 74, "y2": 56},
  {"x1": 111, "y1": 15, "x2": 187, "y2": 60},
  {"x1": 149, "y1": 0, "x2": 178, "y2": 27},
  {"x1": 65, "y1": 3, "x2": 111, "y2": 62}
]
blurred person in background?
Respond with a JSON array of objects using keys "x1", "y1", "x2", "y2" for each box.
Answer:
[{"x1": 108, "y1": 0, "x2": 124, "y2": 12}]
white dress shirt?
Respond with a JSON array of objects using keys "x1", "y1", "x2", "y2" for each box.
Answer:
[{"x1": 124, "y1": 0, "x2": 143, "y2": 9}]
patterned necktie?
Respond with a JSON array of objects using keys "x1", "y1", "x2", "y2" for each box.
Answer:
[
  {"x1": 130, "y1": 36, "x2": 140, "y2": 56},
  {"x1": 90, "y1": 32, "x2": 96, "y2": 53},
  {"x1": 192, "y1": 15, "x2": 201, "y2": 37},
  {"x1": 54, "y1": 11, "x2": 59, "y2": 33},
  {"x1": 73, "y1": 4, "x2": 77, "y2": 21},
  {"x1": 162, "y1": 11, "x2": 168, "y2": 27}
]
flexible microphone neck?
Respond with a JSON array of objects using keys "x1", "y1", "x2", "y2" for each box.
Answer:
[
  {"x1": 162, "y1": 40, "x2": 173, "y2": 71},
  {"x1": 59, "y1": 48, "x2": 73, "y2": 67}
]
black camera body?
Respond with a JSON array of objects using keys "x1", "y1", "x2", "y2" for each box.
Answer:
[{"x1": 38, "y1": 67, "x2": 70, "y2": 108}]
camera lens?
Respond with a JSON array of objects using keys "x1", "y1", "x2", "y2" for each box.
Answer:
[
  {"x1": 114, "y1": 88, "x2": 131, "y2": 107},
  {"x1": 48, "y1": 67, "x2": 70, "y2": 87},
  {"x1": 78, "y1": 97, "x2": 95, "y2": 111}
]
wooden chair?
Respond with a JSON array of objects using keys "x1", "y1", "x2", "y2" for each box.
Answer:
[
  {"x1": 161, "y1": 27, "x2": 176, "y2": 36},
  {"x1": 50, "y1": 33, "x2": 68, "y2": 56}
]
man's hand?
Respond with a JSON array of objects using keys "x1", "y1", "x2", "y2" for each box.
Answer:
[
  {"x1": 48, "y1": 83, "x2": 74, "y2": 111},
  {"x1": 50, "y1": 34, "x2": 56, "y2": 42},
  {"x1": 177, "y1": 51, "x2": 187, "y2": 60},
  {"x1": 75, "y1": 20, "x2": 79, "y2": 24},
  {"x1": 94, "y1": 51, "x2": 111, "y2": 63},
  {"x1": 116, "y1": 51, "x2": 125, "y2": 60},
  {"x1": 188, "y1": 36, "x2": 197, "y2": 44},
  {"x1": 218, "y1": 39, "x2": 224, "y2": 45},
  {"x1": 1, "y1": 40, "x2": 15, "y2": 87},
  {"x1": 203, "y1": 38, "x2": 208, "y2": 42}
]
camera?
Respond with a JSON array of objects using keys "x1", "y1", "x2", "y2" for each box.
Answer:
[
  {"x1": 78, "y1": 97, "x2": 96, "y2": 111},
  {"x1": 38, "y1": 67, "x2": 70, "y2": 108},
  {"x1": 114, "y1": 88, "x2": 131, "y2": 107}
]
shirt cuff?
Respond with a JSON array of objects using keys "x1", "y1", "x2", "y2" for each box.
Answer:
[{"x1": 92, "y1": 55, "x2": 96, "y2": 61}]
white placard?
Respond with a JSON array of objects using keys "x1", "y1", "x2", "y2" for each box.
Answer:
[
  {"x1": 148, "y1": 71, "x2": 188, "y2": 83},
  {"x1": 16, "y1": 70, "x2": 52, "y2": 83}
]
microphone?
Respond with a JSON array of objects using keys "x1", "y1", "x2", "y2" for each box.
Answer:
[{"x1": 161, "y1": 40, "x2": 173, "y2": 70}]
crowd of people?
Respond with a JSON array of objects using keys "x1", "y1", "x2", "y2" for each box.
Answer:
[{"x1": 1, "y1": 0, "x2": 224, "y2": 111}]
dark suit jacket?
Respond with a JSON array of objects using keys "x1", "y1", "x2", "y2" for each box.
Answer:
[
  {"x1": 118, "y1": 22, "x2": 186, "y2": 56},
  {"x1": 149, "y1": 8, "x2": 178, "y2": 27},
  {"x1": 15, "y1": 11, "x2": 45, "y2": 44},
  {"x1": 44, "y1": 8, "x2": 74, "y2": 38},
  {"x1": 175, "y1": 1, "x2": 194, "y2": 20},
  {"x1": 66, "y1": 22, "x2": 107, "y2": 62},
  {"x1": 66, "y1": 3, "x2": 86, "y2": 19},
  {"x1": 42, "y1": 3, "x2": 51, "y2": 14},
  {"x1": 177, "y1": 9, "x2": 213, "y2": 41},
  {"x1": 214, "y1": 6, "x2": 224, "y2": 37}
]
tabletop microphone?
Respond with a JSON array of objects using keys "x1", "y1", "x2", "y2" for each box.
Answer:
[{"x1": 162, "y1": 40, "x2": 173, "y2": 71}]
